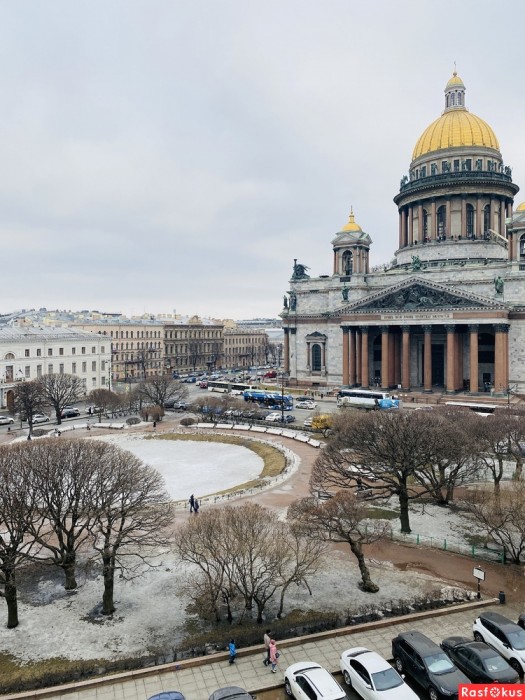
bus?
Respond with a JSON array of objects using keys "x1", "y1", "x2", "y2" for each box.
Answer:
[
  {"x1": 243, "y1": 389, "x2": 294, "y2": 410},
  {"x1": 337, "y1": 389, "x2": 400, "y2": 410},
  {"x1": 207, "y1": 381, "x2": 257, "y2": 394},
  {"x1": 444, "y1": 401, "x2": 497, "y2": 417}
]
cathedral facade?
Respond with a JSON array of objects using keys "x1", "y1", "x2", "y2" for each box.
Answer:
[{"x1": 282, "y1": 72, "x2": 525, "y2": 396}]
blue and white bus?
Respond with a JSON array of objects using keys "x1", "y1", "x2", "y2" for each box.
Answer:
[
  {"x1": 243, "y1": 389, "x2": 294, "y2": 411},
  {"x1": 208, "y1": 381, "x2": 257, "y2": 394},
  {"x1": 337, "y1": 389, "x2": 400, "y2": 410}
]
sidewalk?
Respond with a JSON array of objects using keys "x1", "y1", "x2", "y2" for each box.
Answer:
[{"x1": 2, "y1": 598, "x2": 513, "y2": 700}]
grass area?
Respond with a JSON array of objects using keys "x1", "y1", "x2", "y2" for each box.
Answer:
[
  {"x1": 152, "y1": 432, "x2": 287, "y2": 498},
  {"x1": 365, "y1": 506, "x2": 399, "y2": 520}
]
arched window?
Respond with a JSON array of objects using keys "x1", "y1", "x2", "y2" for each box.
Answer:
[
  {"x1": 342, "y1": 251, "x2": 353, "y2": 276},
  {"x1": 484, "y1": 205, "x2": 490, "y2": 234},
  {"x1": 457, "y1": 92, "x2": 462, "y2": 106},
  {"x1": 437, "y1": 205, "x2": 446, "y2": 237},
  {"x1": 311, "y1": 344, "x2": 322, "y2": 371},
  {"x1": 466, "y1": 204, "x2": 475, "y2": 237},
  {"x1": 4, "y1": 353, "x2": 15, "y2": 360},
  {"x1": 450, "y1": 93, "x2": 455, "y2": 106},
  {"x1": 520, "y1": 234, "x2": 525, "y2": 259}
]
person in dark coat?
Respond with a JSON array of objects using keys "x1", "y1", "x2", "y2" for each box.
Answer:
[
  {"x1": 194, "y1": 499, "x2": 200, "y2": 514},
  {"x1": 189, "y1": 494, "x2": 195, "y2": 513}
]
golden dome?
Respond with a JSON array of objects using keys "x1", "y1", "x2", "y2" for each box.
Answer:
[
  {"x1": 341, "y1": 209, "x2": 362, "y2": 232},
  {"x1": 516, "y1": 202, "x2": 525, "y2": 211},
  {"x1": 412, "y1": 72, "x2": 500, "y2": 160},
  {"x1": 413, "y1": 110, "x2": 499, "y2": 159}
]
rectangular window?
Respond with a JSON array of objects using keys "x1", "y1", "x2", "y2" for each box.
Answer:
[
  {"x1": 101, "y1": 376, "x2": 106, "y2": 386},
  {"x1": 37, "y1": 348, "x2": 42, "y2": 357},
  {"x1": 59, "y1": 348, "x2": 64, "y2": 356},
  {"x1": 81, "y1": 347, "x2": 86, "y2": 355},
  {"x1": 25, "y1": 366, "x2": 30, "y2": 378},
  {"x1": 82, "y1": 362, "x2": 87, "y2": 373},
  {"x1": 72, "y1": 362, "x2": 77, "y2": 374},
  {"x1": 92, "y1": 346, "x2": 96, "y2": 353},
  {"x1": 92, "y1": 361, "x2": 96, "y2": 371},
  {"x1": 59, "y1": 363, "x2": 64, "y2": 374},
  {"x1": 101, "y1": 346, "x2": 105, "y2": 353},
  {"x1": 24, "y1": 349, "x2": 30, "y2": 357},
  {"x1": 48, "y1": 348, "x2": 53, "y2": 356},
  {"x1": 101, "y1": 360, "x2": 106, "y2": 370},
  {"x1": 72, "y1": 347, "x2": 76, "y2": 355},
  {"x1": 454, "y1": 159, "x2": 460, "y2": 172},
  {"x1": 92, "y1": 377, "x2": 97, "y2": 387},
  {"x1": 36, "y1": 364, "x2": 42, "y2": 377},
  {"x1": 48, "y1": 364, "x2": 53, "y2": 374}
]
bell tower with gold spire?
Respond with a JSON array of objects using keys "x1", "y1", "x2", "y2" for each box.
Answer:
[{"x1": 331, "y1": 208, "x2": 372, "y2": 277}]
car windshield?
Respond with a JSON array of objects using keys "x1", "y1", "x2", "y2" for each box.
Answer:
[
  {"x1": 424, "y1": 653, "x2": 456, "y2": 674},
  {"x1": 484, "y1": 654, "x2": 512, "y2": 672},
  {"x1": 371, "y1": 667, "x2": 403, "y2": 690},
  {"x1": 507, "y1": 630, "x2": 525, "y2": 650}
]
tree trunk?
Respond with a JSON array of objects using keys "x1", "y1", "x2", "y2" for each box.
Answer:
[
  {"x1": 3, "y1": 565, "x2": 19, "y2": 629},
  {"x1": 398, "y1": 488, "x2": 411, "y2": 534},
  {"x1": 63, "y1": 560, "x2": 78, "y2": 590},
  {"x1": 348, "y1": 539, "x2": 379, "y2": 593},
  {"x1": 102, "y1": 553, "x2": 116, "y2": 615}
]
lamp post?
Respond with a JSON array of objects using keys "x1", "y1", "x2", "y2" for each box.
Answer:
[
  {"x1": 280, "y1": 370, "x2": 288, "y2": 423},
  {"x1": 504, "y1": 383, "x2": 518, "y2": 409}
]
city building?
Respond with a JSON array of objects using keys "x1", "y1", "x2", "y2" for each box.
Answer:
[
  {"x1": 0, "y1": 327, "x2": 111, "y2": 409},
  {"x1": 163, "y1": 315, "x2": 224, "y2": 373},
  {"x1": 223, "y1": 324, "x2": 269, "y2": 368},
  {"x1": 71, "y1": 319, "x2": 164, "y2": 387},
  {"x1": 283, "y1": 71, "x2": 525, "y2": 396}
]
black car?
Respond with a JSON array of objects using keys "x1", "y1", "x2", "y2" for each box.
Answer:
[
  {"x1": 208, "y1": 687, "x2": 253, "y2": 700},
  {"x1": 392, "y1": 630, "x2": 470, "y2": 700},
  {"x1": 61, "y1": 407, "x2": 80, "y2": 419},
  {"x1": 441, "y1": 635, "x2": 519, "y2": 684}
]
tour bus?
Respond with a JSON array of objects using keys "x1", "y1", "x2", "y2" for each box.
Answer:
[
  {"x1": 243, "y1": 389, "x2": 294, "y2": 410},
  {"x1": 443, "y1": 401, "x2": 497, "y2": 417},
  {"x1": 337, "y1": 388, "x2": 400, "y2": 410},
  {"x1": 208, "y1": 381, "x2": 257, "y2": 394}
]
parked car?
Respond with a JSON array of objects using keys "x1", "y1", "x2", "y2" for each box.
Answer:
[
  {"x1": 0, "y1": 415, "x2": 14, "y2": 425},
  {"x1": 392, "y1": 630, "x2": 469, "y2": 700},
  {"x1": 265, "y1": 412, "x2": 295, "y2": 423},
  {"x1": 303, "y1": 417, "x2": 313, "y2": 428},
  {"x1": 32, "y1": 414, "x2": 50, "y2": 424},
  {"x1": 296, "y1": 400, "x2": 317, "y2": 410},
  {"x1": 174, "y1": 401, "x2": 188, "y2": 410},
  {"x1": 440, "y1": 635, "x2": 519, "y2": 684},
  {"x1": 473, "y1": 611, "x2": 525, "y2": 675},
  {"x1": 61, "y1": 407, "x2": 81, "y2": 419},
  {"x1": 208, "y1": 687, "x2": 253, "y2": 700},
  {"x1": 147, "y1": 693, "x2": 185, "y2": 700},
  {"x1": 284, "y1": 661, "x2": 346, "y2": 700},
  {"x1": 339, "y1": 646, "x2": 419, "y2": 700}
]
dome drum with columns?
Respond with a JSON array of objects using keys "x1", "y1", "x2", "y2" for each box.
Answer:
[{"x1": 282, "y1": 72, "x2": 525, "y2": 398}]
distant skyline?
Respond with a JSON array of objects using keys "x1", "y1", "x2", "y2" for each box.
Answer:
[{"x1": 1, "y1": 0, "x2": 524, "y2": 319}]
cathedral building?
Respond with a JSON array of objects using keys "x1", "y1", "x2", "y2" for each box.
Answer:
[{"x1": 282, "y1": 72, "x2": 525, "y2": 396}]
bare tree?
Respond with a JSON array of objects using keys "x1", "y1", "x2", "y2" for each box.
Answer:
[
  {"x1": 288, "y1": 491, "x2": 390, "y2": 593},
  {"x1": 0, "y1": 445, "x2": 43, "y2": 628},
  {"x1": 87, "y1": 388, "x2": 120, "y2": 422},
  {"x1": 469, "y1": 412, "x2": 514, "y2": 496},
  {"x1": 138, "y1": 375, "x2": 188, "y2": 412},
  {"x1": 460, "y1": 484, "x2": 525, "y2": 564},
  {"x1": 24, "y1": 440, "x2": 106, "y2": 589},
  {"x1": 12, "y1": 380, "x2": 49, "y2": 435},
  {"x1": 412, "y1": 407, "x2": 482, "y2": 504},
  {"x1": 90, "y1": 445, "x2": 174, "y2": 614},
  {"x1": 37, "y1": 374, "x2": 84, "y2": 425},
  {"x1": 311, "y1": 410, "x2": 440, "y2": 533}
]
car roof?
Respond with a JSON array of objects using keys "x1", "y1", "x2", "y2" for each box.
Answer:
[
  {"x1": 396, "y1": 630, "x2": 441, "y2": 654},
  {"x1": 479, "y1": 611, "x2": 519, "y2": 630},
  {"x1": 208, "y1": 686, "x2": 252, "y2": 700},
  {"x1": 341, "y1": 647, "x2": 391, "y2": 672},
  {"x1": 148, "y1": 692, "x2": 185, "y2": 700},
  {"x1": 290, "y1": 664, "x2": 344, "y2": 696}
]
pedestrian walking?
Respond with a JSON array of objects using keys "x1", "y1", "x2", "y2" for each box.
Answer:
[
  {"x1": 269, "y1": 639, "x2": 280, "y2": 673},
  {"x1": 263, "y1": 629, "x2": 271, "y2": 666},
  {"x1": 194, "y1": 498, "x2": 200, "y2": 514},
  {"x1": 228, "y1": 638, "x2": 237, "y2": 664},
  {"x1": 153, "y1": 420, "x2": 157, "y2": 431},
  {"x1": 189, "y1": 494, "x2": 195, "y2": 513}
]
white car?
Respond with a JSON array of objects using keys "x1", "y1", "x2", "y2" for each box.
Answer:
[
  {"x1": 0, "y1": 415, "x2": 14, "y2": 425},
  {"x1": 32, "y1": 414, "x2": 50, "y2": 424},
  {"x1": 340, "y1": 647, "x2": 419, "y2": 700},
  {"x1": 473, "y1": 611, "x2": 525, "y2": 675},
  {"x1": 284, "y1": 662, "x2": 345, "y2": 700},
  {"x1": 296, "y1": 400, "x2": 317, "y2": 410},
  {"x1": 265, "y1": 412, "x2": 282, "y2": 422}
]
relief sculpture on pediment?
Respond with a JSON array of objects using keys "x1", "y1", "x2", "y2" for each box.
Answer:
[{"x1": 365, "y1": 284, "x2": 485, "y2": 311}]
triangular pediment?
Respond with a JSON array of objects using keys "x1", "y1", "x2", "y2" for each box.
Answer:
[{"x1": 340, "y1": 278, "x2": 505, "y2": 314}]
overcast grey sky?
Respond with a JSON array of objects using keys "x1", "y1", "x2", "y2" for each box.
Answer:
[{"x1": 1, "y1": 0, "x2": 524, "y2": 320}]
